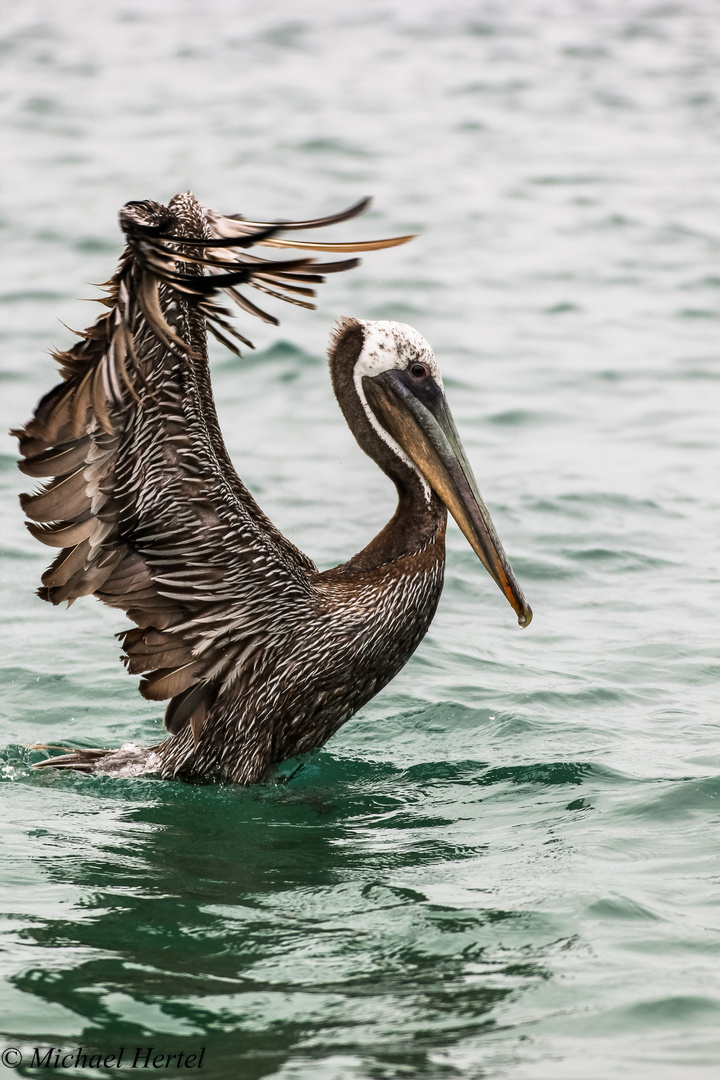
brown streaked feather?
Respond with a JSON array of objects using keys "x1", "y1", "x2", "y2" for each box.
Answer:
[
  {"x1": 224, "y1": 195, "x2": 373, "y2": 231},
  {"x1": 69, "y1": 365, "x2": 97, "y2": 436},
  {"x1": 252, "y1": 277, "x2": 317, "y2": 298},
  {"x1": 27, "y1": 517, "x2": 97, "y2": 548},
  {"x1": 164, "y1": 680, "x2": 216, "y2": 739},
  {"x1": 94, "y1": 354, "x2": 118, "y2": 430},
  {"x1": 17, "y1": 191, "x2": 422, "y2": 782},
  {"x1": 125, "y1": 608, "x2": 178, "y2": 631},
  {"x1": 134, "y1": 271, "x2": 190, "y2": 354},
  {"x1": 20, "y1": 469, "x2": 90, "y2": 523},
  {"x1": 40, "y1": 540, "x2": 92, "y2": 588},
  {"x1": 55, "y1": 551, "x2": 125, "y2": 601},
  {"x1": 105, "y1": 584, "x2": 160, "y2": 604},
  {"x1": 249, "y1": 281, "x2": 317, "y2": 311},
  {"x1": 190, "y1": 701, "x2": 210, "y2": 746},
  {"x1": 258, "y1": 235, "x2": 416, "y2": 253},
  {"x1": 123, "y1": 630, "x2": 190, "y2": 657},
  {"x1": 123, "y1": 627, "x2": 174, "y2": 648},
  {"x1": 99, "y1": 555, "x2": 150, "y2": 591},
  {"x1": 221, "y1": 287, "x2": 280, "y2": 325},
  {"x1": 18, "y1": 438, "x2": 91, "y2": 478},
  {"x1": 125, "y1": 645, "x2": 192, "y2": 675},
  {"x1": 268, "y1": 258, "x2": 361, "y2": 275},
  {"x1": 112, "y1": 321, "x2": 143, "y2": 402},
  {"x1": 34, "y1": 387, "x2": 77, "y2": 447},
  {"x1": 141, "y1": 661, "x2": 203, "y2": 701}
]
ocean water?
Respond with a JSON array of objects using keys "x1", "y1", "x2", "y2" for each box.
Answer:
[{"x1": 1, "y1": 1, "x2": 718, "y2": 1077}]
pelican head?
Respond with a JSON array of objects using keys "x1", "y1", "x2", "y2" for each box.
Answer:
[{"x1": 331, "y1": 319, "x2": 532, "y2": 628}]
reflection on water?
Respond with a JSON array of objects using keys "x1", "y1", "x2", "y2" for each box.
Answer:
[{"x1": 9, "y1": 757, "x2": 568, "y2": 1078}]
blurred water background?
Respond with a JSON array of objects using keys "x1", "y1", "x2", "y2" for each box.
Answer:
[{"x1": 0, "y1": 1, "x2": 718, "y2": 1077}]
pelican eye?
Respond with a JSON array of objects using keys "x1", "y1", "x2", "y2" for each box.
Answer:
[{"x1": 409, "y1": 362, "x2": 430, "y2": 379}]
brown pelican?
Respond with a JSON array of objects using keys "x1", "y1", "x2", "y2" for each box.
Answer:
[{"x1": 16, "y1": 191, "x2": 532, "y2": 784}]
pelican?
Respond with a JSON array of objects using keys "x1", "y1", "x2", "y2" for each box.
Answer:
[{"x1": 16, "y1": 191, "x2": 531, "y2": 784}]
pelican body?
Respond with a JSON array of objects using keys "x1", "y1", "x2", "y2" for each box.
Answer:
[{"x1": 16, "y1": 192, "x2": 531, "y2": 784}]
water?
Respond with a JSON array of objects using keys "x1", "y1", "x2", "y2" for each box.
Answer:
[{"x1": 1, "y1": 1, "x2": 718, "y2": 1076}]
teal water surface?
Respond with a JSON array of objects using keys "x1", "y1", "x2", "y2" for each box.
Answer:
[{"x1": 1, "y1": 2, "x2": 719, "y2": 1078}]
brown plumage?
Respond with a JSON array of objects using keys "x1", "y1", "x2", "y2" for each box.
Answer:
[{"x1": 16, "y1": 191, "x2": 531, "y2": 785}]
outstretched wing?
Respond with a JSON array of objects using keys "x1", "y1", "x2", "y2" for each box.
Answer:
[{"x1": 14, "y1": 192, "x2": 414, "y2": 740}]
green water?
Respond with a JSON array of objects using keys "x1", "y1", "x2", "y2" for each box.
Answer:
[{"x1": 1, "y1": 2, "x2": 719, "y2": 1077}]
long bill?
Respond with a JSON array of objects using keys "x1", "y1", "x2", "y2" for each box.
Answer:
[{"x1": 363, "y1": 371, "x2": 533, "y2": 628}]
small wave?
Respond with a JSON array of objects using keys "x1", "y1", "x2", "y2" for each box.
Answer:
[
  {"x1": 616, "y1": 774, "x2": 720, "y2": 822},
  {"x1": 565, "y1": 547, "x2": 674, "y2": 570},
  {"x1": 488, "y1": 408, "x2": 554, "y2": 426}
]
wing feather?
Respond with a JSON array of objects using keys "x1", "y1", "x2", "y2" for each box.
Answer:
[{"x1": 16, "y1": 191, "x2": 414, "y2": 739}]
